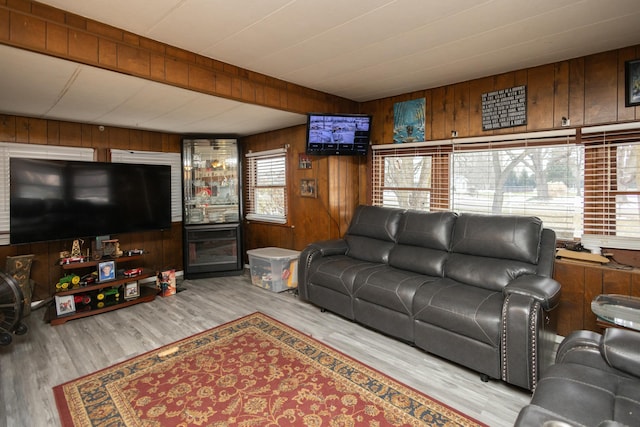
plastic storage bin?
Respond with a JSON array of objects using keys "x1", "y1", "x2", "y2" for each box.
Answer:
[{"x1": 247, "y1": 247, "x2": 300, "y2": 292}]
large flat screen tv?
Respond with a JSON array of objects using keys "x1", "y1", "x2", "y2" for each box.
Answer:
[
  {"x1": 306, "y1": 113, "x2": 372, "y2": 156},
  {"x1": 10, "y1": 158, "x2": 172, "y2": 244}
]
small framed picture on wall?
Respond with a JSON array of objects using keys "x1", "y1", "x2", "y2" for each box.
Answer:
[
  {"x1": 300, "y1": 178, "x2": 317, "y2": 198},
  {"x1": 298, "y1": 154, "x2": 312, "y2": 169},
  {"x1": 625, "y1": 59, "x2": 640, "y2": 107}
]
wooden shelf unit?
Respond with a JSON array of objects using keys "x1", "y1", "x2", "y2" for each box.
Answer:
[{"x1": 47, "y1": 255, "x2": 157, "y2": 325}]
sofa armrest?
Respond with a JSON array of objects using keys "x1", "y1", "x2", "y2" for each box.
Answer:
[
  {"x1": 298, "y1": 239, "x2": 348, "y2": 301},
  {"x1": 601, "y1": 328, "x2": 640, "y2": 377},
  {"x1": 305, "y1": 239, "x2": 349, "y2": 256},
  {"x1": 504, "y1": 274, "x2": 561, "y2": 311}
]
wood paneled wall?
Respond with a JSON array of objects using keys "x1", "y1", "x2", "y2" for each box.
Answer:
[
  {"x1": 241, "y1": 126, "x2": 361, "y2": 256},
  {"x1": 359, "y1": 46, "x2": 639, "y2": 145},
  {"x1": 0, "y1": 114, "x2": 183, "y2": 300},
  {"x1": 245, "y1": 45, "x2": 640, "y2": 253}
]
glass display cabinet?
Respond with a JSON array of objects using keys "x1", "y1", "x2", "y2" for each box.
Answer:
[{"x1": 182, "y1": 138, "x2": 243, "y2": 278}]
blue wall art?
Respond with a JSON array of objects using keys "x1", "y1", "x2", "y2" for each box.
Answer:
[{"x1": 393, "y1": 98, "x2": 425, "y2": 143}]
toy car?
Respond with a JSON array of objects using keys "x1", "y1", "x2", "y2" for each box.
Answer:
[
  {"x1": 59, "y1": 255, "x2": 88, "y2": 265},
  {"x1": 124, "y1": 267, "x2": 143, "y2": 277}
]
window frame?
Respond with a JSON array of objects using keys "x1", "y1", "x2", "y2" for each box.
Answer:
[{"x1": 244, "y1": 147, "x2": 288, "y2": 224}]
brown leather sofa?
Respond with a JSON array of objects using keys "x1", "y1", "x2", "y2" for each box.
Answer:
[
  {"x1": 298, "y1": 205, "x2": 561, "y2": 390},
  {"x1": 516, "y1": 328, "x2": 640, "y2": 426}
]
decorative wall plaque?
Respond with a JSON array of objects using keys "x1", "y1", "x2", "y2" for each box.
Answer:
[{"x1": 481, "y1": 85, "x2": 527, "y2": 131}]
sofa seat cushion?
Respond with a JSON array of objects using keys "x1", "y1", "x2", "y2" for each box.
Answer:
[
  {"x1": 526, "y1": 362, "x2": 640, "y2": 427},
  {"x1": 412, "y1": 278, "x2": 503, "y2": 346},
  {"x1": 307, "y1": 255, "x2": 385, "y2": 296},
  {"x1": 353, "y1": 266, "x2": 438, "y2": 315}
]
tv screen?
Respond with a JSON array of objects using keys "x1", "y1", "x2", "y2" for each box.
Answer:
[
  {"x1": 10, "y1": 158, "x2": 172, "y2": 244},
  {"x1": 306, "y1": 113, "x2": 371, "y2": 156}
]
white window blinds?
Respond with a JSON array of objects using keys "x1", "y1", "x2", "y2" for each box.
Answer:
[
  {"x1": 451, "y1": 131, "x2": 579, "y2": 239},
  {"x1": 581, "y1": 123, "x2": 640, "y2": 250},
  {"x1": 110, "y1": 149, "x2": 182, "y2": 222},
  {"x1": 372, "y1": 142, "x2": 451, "y2": 211},
  {"x1": 371, "y1": 130, "x2": 580, "y2": 240},
  {"x1": 245, "y1": 148, "x2": 288, "y2": 224},
  {"x1": 1, "y1": 143, "x2": 95, "y2": 245}
]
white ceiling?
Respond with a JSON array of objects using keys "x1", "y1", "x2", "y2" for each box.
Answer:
[{"x1": 1, "y1": 0, "x2": 640, "y2": 136}]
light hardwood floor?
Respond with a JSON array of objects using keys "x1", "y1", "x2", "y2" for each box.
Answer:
[{"x1": 0, "y1": 271, "x2": 533, "y2": 426}]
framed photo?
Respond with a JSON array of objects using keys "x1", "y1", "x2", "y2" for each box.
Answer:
[
  {"x1": 55, "y1": 295, "x2": 76, "y2": 316},
  {"x1": 98, "y1": 260, "x2": 116, "y2": 282},
  {"x1": 300, "y1": 178, "x2": 317, "y2": 198},
  {"x1": 625, "y1": 59, "x2": 640, "y2": 107},
  {"x1": 124, "y1": 281, "x2": 139, "y2": 300},
  {"x1": 298, "y1": 153, "x2": 312, "y2": 169}
]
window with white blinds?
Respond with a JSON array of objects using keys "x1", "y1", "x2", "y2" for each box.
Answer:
[
  {"x1": 371, "y1": 142, "x2": 451, "y2": 211},
  {"x1": 451, "y1": 132, "x2": 580, "y2": 239},
  {"x1": 245, "y1": 148, "x2": 288, "y2": 224},
  {"x1": 1, "y1": 143, "x2": 95, "y2": 245},
  {"x1": 110, "y1": 149, "x2": 182, "y2": 222},
  {"x1": 580, "y1": 123, "x2": 640, "y2": 250},
  {"x1": 372, "y1": 130, "x2": 581, "y2": 240}
]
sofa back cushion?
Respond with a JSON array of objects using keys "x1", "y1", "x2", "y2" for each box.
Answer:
[
  {"x1": 446, "y1": 213, "x2": 543, "y2": 291},
  {"x1": 388, "y1": 210, "x2": 457, "y2": 276},
  {"x1": 451, "y1": 213, "x2": 543, "y2": 264},
  {"x1": 345, "y1": 205, "x2": 404, "y2": 263}
]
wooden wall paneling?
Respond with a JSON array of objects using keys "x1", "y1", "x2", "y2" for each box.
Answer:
[
  {"x1": 602, "y1": 269, "x2": 631, "y2": 295},
  {"x1": 0, "y1": 114, "x2": 17, "y2": 141},
  {"x1": 328, "y1": 156, "x2": 359, "y2": 239},
  {"x1": 583, "y1": 265, "x2": 603, "y2": 333},
  {"x1": 442, "y1": 86, "x2": 455, "y2": 141},
  {"x1": 9, "y1": 11, "x2": 46, "y2": 50},
  {"x1": 13, "y1": 116, "x2": 27, "y2": 142},
  {"x1": 553, "y1": 61, "x2": 570, "y2": 128},
  {"x1": 108, "y1": 126, "x2": 131, "y2": 150},
  {"x1": 568, "y1": 57, "x2": 586, "y2": 127},
  {"x1": 431, "y1": 87, "x2": 447, "y2": 140},
  {"x1": 453, "y1": 81, "x2": 470, "y2": 137},
  {"x1": 162, "y1": 223, "x2": 183, "y2": 270},
  {"x1": 46, "y1": 119, "x2": 59, "y2": 144},
  {"x1": 0, "y1": 7, "x2": 9, "y2": 41},
  {"x1": 59, "y1": 121, "x2": 82, "y2": 146},
  {"x1": 632, "y1": 272, "x2": 640, "y2": 297},
  {"x1": 381, "y1": 97, "x2": 395, "y2": 144},
  {"x1": 526, "y1": 64, "x2": 555, "y2": 131},
  {"x1": 618, "y1": 45, "x2": 639, "y2": 122},
  {"x1": 468, "y1": 76, "x2": 494, "y2": 136},
  {"x1": 554, "y1": 261, "x2": 586, "y2": 336},
  {"x1": 584, "y1": 51, "x2": 618, "y2": 124}
]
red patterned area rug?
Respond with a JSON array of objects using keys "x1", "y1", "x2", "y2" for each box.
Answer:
[{"x1": 54, "y1": 312, "x2": 485, "y2": 426}]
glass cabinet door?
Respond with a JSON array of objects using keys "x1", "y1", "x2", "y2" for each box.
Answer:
[{"x1": 183, "y1": 138, "x2": 240, "y2": 225}]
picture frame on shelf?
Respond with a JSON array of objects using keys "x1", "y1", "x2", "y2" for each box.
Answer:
[
  {"x1": 98, "y1": 260, "x2": 116, "y2": 282},
  {"x1": 625, "y1": 58, "x2": 640, "y2": 107},
  {"x1": 55, "y1": 294, "x2": 76, "y2": 316},
  {"x1": 300, "y1": 178, "x2": 317, "y2": 198},
  {"x1": 124, "y1": 281, "x2": 139, "y2": 300}
]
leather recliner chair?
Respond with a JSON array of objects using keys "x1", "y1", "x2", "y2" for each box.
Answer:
[{"x1": 515, "y1": 328, "x2": 640, "y2": 426}]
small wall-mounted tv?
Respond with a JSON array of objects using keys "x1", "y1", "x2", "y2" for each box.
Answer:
[
  {"x1": 10, "y1": 158, "x2": 172, "y2": 245},
  {"x1": 306, "y1": 113, "x2": 372, "y2": 156}
]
